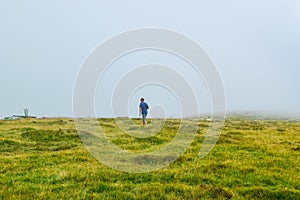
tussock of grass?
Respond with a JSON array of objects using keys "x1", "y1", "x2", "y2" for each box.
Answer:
[{"x1": 0, "y1": 117, "x2": 299, "y2": 199}]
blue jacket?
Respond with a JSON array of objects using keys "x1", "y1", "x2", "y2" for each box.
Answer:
[{"x1": 139, "y1": 102, "x2": 149, "y2": 114}]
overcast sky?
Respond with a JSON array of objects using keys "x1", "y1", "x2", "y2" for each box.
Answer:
[{"x1": 1, "y1": 0, "x2": 300, "y2": 118}]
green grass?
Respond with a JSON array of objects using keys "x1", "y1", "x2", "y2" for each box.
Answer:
[{"x1": 0, "y1": 117, "x2": 299, "y2": 199}]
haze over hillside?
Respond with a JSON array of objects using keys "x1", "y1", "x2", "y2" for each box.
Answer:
[{"x1": 1, "y1": 1, "x2": 299, "y2": 118}]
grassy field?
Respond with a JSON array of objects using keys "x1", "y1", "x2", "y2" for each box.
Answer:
[{"x1": 0, "y1": 117, "x2": 299, "y2": 199}]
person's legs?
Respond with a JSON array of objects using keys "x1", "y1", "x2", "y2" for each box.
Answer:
[{"x1": 142, "y1": 114, "x2": 147, "y2": 125}]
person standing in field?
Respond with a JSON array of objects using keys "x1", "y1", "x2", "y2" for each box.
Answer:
[{"x1": 139, "y1": 98, "x2": 149, "y2": 126}]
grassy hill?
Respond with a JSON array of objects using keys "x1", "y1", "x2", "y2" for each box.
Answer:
[{"x1": 0, "y1": 117, "x2": 299, "y2": 199}]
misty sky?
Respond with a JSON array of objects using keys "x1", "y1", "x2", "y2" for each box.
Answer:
[{"x1": 1, "y1": 1, "x2": 300, "y2": 118}]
